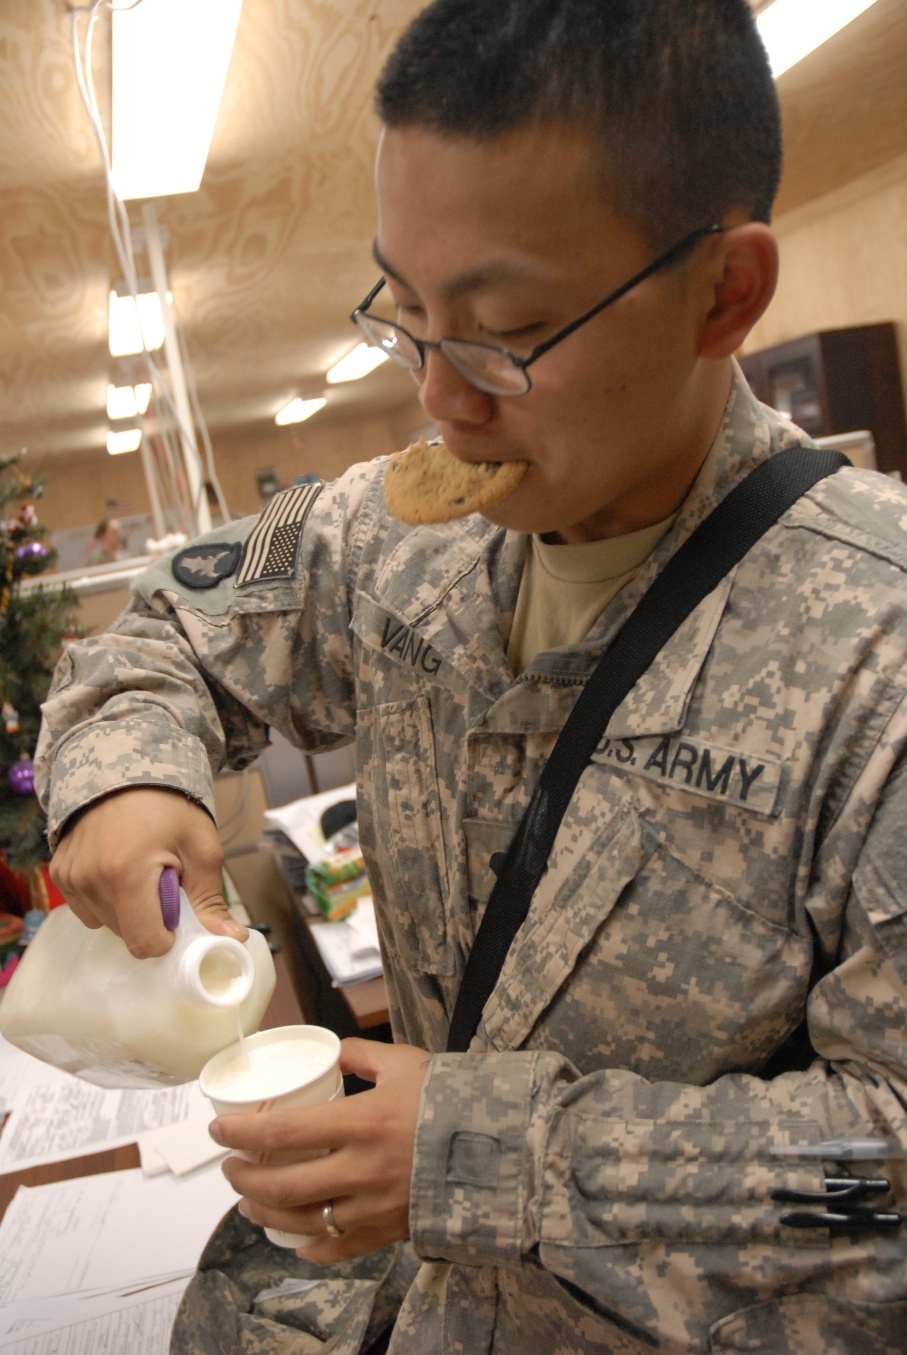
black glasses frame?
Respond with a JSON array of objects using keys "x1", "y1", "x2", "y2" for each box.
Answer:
[{"x1": 350, "y1": 223, "x2": 724, "y2": 395}]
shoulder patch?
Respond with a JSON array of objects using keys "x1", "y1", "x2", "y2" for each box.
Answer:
[
  {"x1": 172, "y1": 541, "x2": 243, "y2": 589},
  {"x1": 236, "y1": 483, "x2": 322, "y2": 588}
]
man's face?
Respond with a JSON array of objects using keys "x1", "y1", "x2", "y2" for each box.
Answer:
[{"x1": 374, "y1": 123, "x2": 730, "y2": 541}]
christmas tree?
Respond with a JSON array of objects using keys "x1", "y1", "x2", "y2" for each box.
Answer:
[{"x1": 0, "y1": 452, "x2": 79, "y2": 894}]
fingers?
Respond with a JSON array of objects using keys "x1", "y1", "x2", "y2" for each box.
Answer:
[
  {"x1": 229, "y1": 1166, "x2": 409, "y2": 1264},
  {"x1": 211, "y1": 1049, "x2": 430, "y2": 1263},
  {"x1": 223, "y1": 1149, "x2": 407, "y2": 1247},
  {"x1": 182, "y1": 862, "x2": 248, "y2": 943},
  {"x1": 49, "y1": 787, "x2": 229, "y2": 956},
  {"x1": 234, "y1": 1190, "x2": 397, "y2": 1265},
  {"x1": 210, "y1": 1099, "x2": 347, "y2": 1159},
  {"x1": 224, "y1": 1153, "x2": 357, "y2": 1221},
  {"x1": 52, "y1": 819, "x2": 177, "y2": 957},
  {"x1": 339, "y1": 1037, "x2": 431, "y2": 1084},
  {"x1": 295, "y1": 1221, "x2": 399, "y2": 1265}
]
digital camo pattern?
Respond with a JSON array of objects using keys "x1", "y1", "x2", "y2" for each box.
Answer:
[
  {"x1": 38, "y1": 367, "x2": 907, "y2": 1353},
  {"x1": 169, "y1": 1205, "x2": 413, "y2": 1354}
]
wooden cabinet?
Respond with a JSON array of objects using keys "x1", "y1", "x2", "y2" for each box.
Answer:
[{"x1": 739, "y1": 323, "x2": 907, "y2": 478}]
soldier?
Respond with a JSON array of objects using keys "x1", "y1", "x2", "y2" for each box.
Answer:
[
  {"x1": 86, "y1": 516, "x2": 128, "y2": 565},
  {"x1": 38, "y1": 1, "x2": 907, "y2": 1352}
]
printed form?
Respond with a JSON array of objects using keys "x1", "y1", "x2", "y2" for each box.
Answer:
[
  {"x1": 0, "y1": 1167, "x2": 237, "y2": 1352},
  {"x1": 0, "y1": 1035, "x2": 210, "y2": 1173}
]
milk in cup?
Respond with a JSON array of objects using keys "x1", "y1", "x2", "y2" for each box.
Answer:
[{"x1": 200, "y1": 1024, "x2": 343, "y2": 1248}]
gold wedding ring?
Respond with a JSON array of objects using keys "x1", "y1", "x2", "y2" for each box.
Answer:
[{"x1": 322, "y1": 1200, "x2": 344, "y2": 1237}]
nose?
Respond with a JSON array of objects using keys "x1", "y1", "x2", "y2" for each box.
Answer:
[{"x1": 416, "y1": 346, "x2": 494, "y2": 427}]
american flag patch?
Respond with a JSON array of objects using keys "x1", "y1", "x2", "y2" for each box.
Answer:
[{"x1": 236, "y1": 483, "x2": 322, "y2": 587}]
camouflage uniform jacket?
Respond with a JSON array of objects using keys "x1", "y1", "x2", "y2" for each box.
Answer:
[{"x1": 37, "y1": 369, "x2": 907, "y2": 1353}]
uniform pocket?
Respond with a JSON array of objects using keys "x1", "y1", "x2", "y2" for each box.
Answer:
[
  {"x1": 463, "y1": 817, "x2": 518, "y2": 912},
  {"x1": 854, "y1": 850, "x2": 907, "y2": 988},
  {"x1": 481, "y1": 807, "x2": 652, "y2": 1054},
  {"x1": 356, "y1": 697, "x2": 454, "y2": 976},
  {"x1": 480, "y1": 789, "x2": 812, "y2": 1080},
  {"x1": 710, "y1": 1292, "x2": 907, "y2": 1353}
]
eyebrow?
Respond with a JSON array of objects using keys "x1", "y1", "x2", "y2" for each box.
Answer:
[{"x1": 371, "y1": 239, "x2": 540, "y2": 300}]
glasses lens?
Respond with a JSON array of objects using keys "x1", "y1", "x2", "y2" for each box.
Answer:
[
  {"x1": 354, "y1": 315, "x2": 421, "y2": 371},
  {"x1": 441, "y1": 339, "x2": 530, "y2": 396}
]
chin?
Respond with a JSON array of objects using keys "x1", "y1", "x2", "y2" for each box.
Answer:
[{"x1": 481, "y1": 502, "x2": 557, "y2": 535}]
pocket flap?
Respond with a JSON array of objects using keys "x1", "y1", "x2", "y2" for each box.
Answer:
[{"x1": 481, "y1": 807, "x2": 651, "y2": 1051}]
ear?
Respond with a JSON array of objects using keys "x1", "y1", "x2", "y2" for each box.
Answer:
[{"x1": 697, "y1": 223, "x2": 779, "y2": 360}]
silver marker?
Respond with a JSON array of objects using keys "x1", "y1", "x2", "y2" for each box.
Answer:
[{"x1": 771, "y1": 1138, "x2": 906, "y2": 1161}]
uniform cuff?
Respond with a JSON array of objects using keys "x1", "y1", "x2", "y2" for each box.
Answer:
[
  {"x1": 41, "y1": 716, "x2": 215, "y2": 849},
  {"x1": 410, "y1": 1051, "x2": 545, "y2": 1268}
]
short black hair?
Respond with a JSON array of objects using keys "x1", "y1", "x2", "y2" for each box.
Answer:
[{"x1": 376, "y1": 0, "x2": 781, "y2": 249}]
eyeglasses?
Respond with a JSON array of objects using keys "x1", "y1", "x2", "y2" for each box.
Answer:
[{"x1": 350, "y1": 223, "x2": 723, "y2": 397}]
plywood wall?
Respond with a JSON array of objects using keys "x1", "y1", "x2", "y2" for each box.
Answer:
[
  {"x1": 743, "y1": 151, "x2": 907, "y2": 395},
  {"x1": 30, "y1": 394, "x2": 427, "y2": 536},
  {"x1": 31, "y1": 145, "x2": 907, "y2": 543}
]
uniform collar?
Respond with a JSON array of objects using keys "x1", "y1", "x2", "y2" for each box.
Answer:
[{"x1": 362, "y1": 367, "x2": 800, "y2": 724}]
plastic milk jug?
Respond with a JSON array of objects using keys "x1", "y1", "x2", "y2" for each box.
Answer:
[{"x1": 0, "y1": 867, "x2": 276, "y2": 1088}]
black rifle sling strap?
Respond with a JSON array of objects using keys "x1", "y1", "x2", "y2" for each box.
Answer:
[{"x1": 447, "y1": 446, "x2": 847, "y2": 1053}]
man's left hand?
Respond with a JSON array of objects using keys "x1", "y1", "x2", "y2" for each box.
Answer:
[{"x1": 210, "y1": 1038, "x2": 430, "y2": 1262}]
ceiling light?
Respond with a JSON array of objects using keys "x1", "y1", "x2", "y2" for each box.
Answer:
[
  {"x1": 108, "y1": 291, "x2": 165, "y2": 357},
  {"x1": 106, "y1": 382, "x2": 153, "y2": 420},
  {"x1": 757, "y1": 0, "x2": 881, "y2": 78},
  {"x1": 275, "y1": 397, "x2": 327, "y2": 426},
  {"x1": 106, "y1": 428, "x2": 142, "y2": 455},
  {"x1": 325, "y1": 343, "x2": 389, "y2": 384},
  {"x1": 111, "y1": 0, "x2": 244, "y2": 200}
]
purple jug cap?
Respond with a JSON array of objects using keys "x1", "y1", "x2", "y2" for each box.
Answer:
[{"x1": 159, "y1": 867, "x2": 181, "y2": 930}]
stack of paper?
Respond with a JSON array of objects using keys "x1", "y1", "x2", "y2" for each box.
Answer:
[
  {"x1": 309, "y1": 896, "x2": 383, "y2": 986},
  {"x1": 0, "y1": 1166, "x2": 236, "y2": 1352},
  {"x1": 263, "y1": 783, "x2": 357, "y2": 865},
  {"x1": 0, "y1": 1035, "x2": 238, "y2": 1353},
  {"x1": 0, "y1": 1035, "x2": 214, "y2": 1175}
]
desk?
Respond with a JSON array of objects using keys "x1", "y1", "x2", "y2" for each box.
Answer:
[
  {"x1": 0, "y1": 951, "x2": 302, "y2": 1225},
  {"x1": 303, "y1": 912, "x2": 389, "y2": 1030},
  {"x1": 291, "y1": 900, "x2": 390, "y2": 1038},
  {"x1": 339, "y1": 973, "x2": 389, "y2": 1031}
]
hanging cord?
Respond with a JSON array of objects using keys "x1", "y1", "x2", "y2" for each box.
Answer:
[
  {"x1": 70, "y1": 0, "x2": 231, "y2": 531},
  {"x1": 177, "y1": 313, "x2": 232, "y2": 524}
]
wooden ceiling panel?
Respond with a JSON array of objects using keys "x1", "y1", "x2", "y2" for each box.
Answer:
[
  {"x1": 774, "y1": 0, "x2": 907, "y2": 215},
  {"x1": 1, "y1": 0, "x2": 905, "y2": 461}
]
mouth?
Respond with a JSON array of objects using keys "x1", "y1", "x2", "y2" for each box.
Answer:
[
  {"x1": 444, "y1": 442, "x2": 511, "y2": 469},
  {"x1": 433, "y1": 428, "x2": 531, "y2": 481}
]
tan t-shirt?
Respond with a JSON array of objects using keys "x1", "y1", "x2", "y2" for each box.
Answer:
[{"x1": 507, "y1": 517, "x2": 675, "y2": 676}]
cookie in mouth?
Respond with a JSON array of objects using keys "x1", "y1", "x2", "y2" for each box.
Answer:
[{"x1": 383, "y1": 436, "x2": 528, "y2": 524}]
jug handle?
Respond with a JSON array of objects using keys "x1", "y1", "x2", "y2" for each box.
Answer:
[{"x1": 159, "y1": 866, "x2": 181, "y2": 930}]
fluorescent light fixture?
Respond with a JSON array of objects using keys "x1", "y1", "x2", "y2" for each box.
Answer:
[
  {"x1": 112, "y1": 0, "x2": 244, "y2": 200},
  {"x1": 326, "y1": 343, "x2": 389, "y2": 384},
  {"x1": 106, "y1": 428, "x2": 142, "y2": 455},
  {"x1": 275, "y1": 397, "x2": 327, "y2": 426},
  {"x1": 757, "y1": 0, "x2": 881, "y2": 78},
  {"x1": 108, "y1": 290, "x2": 165, "y2": 356},
  {"x1": 107, "y1": 382, "x2": 152, "y2": 420}
]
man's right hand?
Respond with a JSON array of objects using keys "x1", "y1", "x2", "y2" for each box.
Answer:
[{"x1": 49, "y1": 786, "x2": 246, "y2": 958}]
